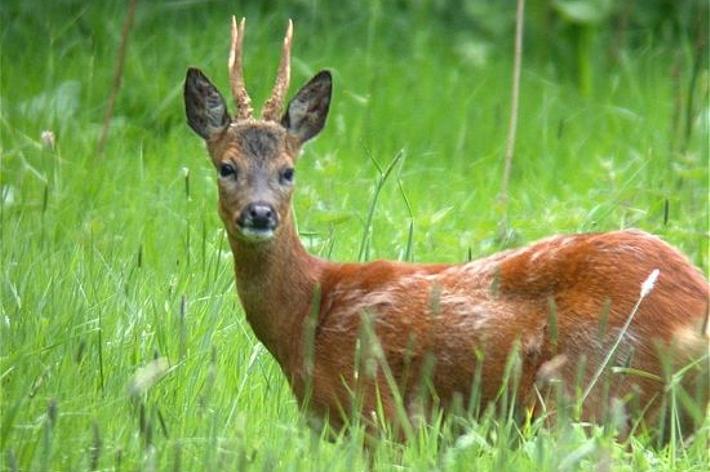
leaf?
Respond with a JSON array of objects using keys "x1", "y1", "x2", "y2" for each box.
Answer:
[
  {"x1": 18, "y1": 80, "x2": 82, "y2": 123},
  {"x1": 553, "y1": 0, "x2": 614, "y2": 24},
  {"x1": 430, "y1": 206, "x2": 454, "y2": 225}
]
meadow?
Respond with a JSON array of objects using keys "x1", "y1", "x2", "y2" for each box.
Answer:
[{"x1": 1, "y1": 0, "x2": 708, "y2": 470}]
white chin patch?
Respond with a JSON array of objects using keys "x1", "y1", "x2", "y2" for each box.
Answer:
[{"x1": 238, "y1": 227, "x2": 275, "y2": 242}]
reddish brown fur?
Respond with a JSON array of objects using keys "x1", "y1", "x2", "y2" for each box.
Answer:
[
  {"x1": 184, "y1": 21, "x2": 708, "y2": 440},
  {"x1": 286, "y1": 231, "x2": 707, "y2": 435}
]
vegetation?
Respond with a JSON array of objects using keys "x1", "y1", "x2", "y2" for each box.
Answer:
[{"x1": 1, "y1": 0, "x2": 707, "y2": 470}]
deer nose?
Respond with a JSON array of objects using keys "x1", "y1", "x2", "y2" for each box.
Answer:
[{"x1": 239, "y1": 202, "x2": 278, "y2": 230}]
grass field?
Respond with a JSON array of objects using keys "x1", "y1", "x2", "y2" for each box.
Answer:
[{"x1": 1, "y1": 1, "x2": 708, "y2": 470}]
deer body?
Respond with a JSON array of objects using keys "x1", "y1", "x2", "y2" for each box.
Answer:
[
  {"x1": 185, "y1": 18, "x2": 708, "y2": 438},
  {"x1": 232, "y1": 225, "x2": 707, "y2": 433}
]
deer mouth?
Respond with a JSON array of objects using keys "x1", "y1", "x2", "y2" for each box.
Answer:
[{"x1": 237, "y1": 226, "x2": 275, "y2": 242}]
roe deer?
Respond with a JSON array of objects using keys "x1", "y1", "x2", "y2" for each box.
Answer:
[{"x1": 184, "y1": 17, "x2": 708, "y2": 440}]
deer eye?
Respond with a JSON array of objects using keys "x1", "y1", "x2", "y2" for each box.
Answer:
[
  {"x1": 280, "y1": 167, "x2": 295, "y2": 184},
  {"x1": 219, "y1": 163, "x2": 236, "y2": 178}
]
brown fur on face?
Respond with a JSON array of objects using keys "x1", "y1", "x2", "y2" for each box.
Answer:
[
  {"x1": 185, "y1": 65, "x2": 331, "y2": 243},
  {"x1": 206, "y1": 121, "x2": 301, "y2": 242}
]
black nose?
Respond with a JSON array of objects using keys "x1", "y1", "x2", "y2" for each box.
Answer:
[{"x1": 239, "y1": 202, "x2": 278, "y2": 230}]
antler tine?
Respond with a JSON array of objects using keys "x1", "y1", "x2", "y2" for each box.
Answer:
[
  {"x1": 229, "y1": 16, "x2": 253, "y2": 120},
  {"x1": 261, "y1": 19, "x2": 293, "y2": 121}
]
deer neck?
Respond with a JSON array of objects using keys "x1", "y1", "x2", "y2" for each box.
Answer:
[{"x1": 227, "y1": 212, "x2": 322, "y2": 371}]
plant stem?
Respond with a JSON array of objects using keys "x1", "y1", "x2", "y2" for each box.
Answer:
[{"x1": 499, "y1": 0, "x2": 526, "y2": 210}]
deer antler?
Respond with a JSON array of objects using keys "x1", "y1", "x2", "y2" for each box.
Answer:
[
  {"x1": 229, "y1": 16, "x2": 253, "y2": 120},
  {"x1": 261, "y1": 19, "x2": 293, "y2": 121}
]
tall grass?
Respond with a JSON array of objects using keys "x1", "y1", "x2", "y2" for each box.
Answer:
[{"x1": 1, "y1": 0, "x2": 708, "y2": 470}]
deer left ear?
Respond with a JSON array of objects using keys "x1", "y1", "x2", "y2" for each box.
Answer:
[
  {"x1": 184, "y1": 68, "x2": 230, "y2": 140},
  {"x1": 281, "y1": 70, "x2": 332, "y2": 144}
]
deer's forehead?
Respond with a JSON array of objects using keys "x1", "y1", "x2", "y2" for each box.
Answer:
[{"x1": 224, "y1": 123, "x2": 289, "y2": 161}]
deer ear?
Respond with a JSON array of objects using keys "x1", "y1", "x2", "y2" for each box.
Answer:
[
  {"x1": 281, "y1": 70, "x2": 332, "y2": 144},
  {"x1": 184, "y1": 68, "x2": 230, "y2": 140}
]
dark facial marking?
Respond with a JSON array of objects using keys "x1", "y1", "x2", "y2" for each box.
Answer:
[{"x1": 238, "y1": 127, "x2": 281, "y2": 161}]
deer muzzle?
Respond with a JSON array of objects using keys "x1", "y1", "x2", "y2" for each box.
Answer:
[{"x1": 236, "y1": 201, "x2": 279, "y2": 241}]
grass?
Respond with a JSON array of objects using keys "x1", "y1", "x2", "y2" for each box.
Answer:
[{"x1": 1, "y1": 0, "x2": 708, "y2": 470}]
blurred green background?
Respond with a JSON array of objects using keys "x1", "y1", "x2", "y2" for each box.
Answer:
[{"x1": 1, "y1": 0, "x2": 708, "y2": 470}]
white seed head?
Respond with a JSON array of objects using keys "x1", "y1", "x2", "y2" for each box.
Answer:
[
  {"x1": 128, "y1": 357, "x2": 169, "y2": 398},
  {"x1": 41, "y1": 130, "x2": 55, "y2": 150},
  {"x1": 640, "y1": 268, "x2": 660, "y2": 298}
]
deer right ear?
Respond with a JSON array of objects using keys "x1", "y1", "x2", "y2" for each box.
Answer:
[{"x1": 184, "y1": 68, "x2": 230, "y2": 140}]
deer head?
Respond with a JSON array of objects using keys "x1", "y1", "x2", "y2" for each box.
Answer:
[{"x1": 184, "y1": 17, "x2": 332, "y2": 243}]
